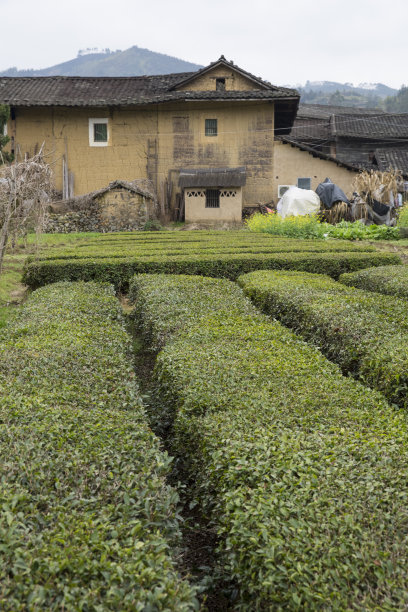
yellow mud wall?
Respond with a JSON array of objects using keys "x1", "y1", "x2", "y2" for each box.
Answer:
[
  {"x1": 273, "y1": 140, "x2": 357, "y2": 200},
  {"x1": 11, "y1": 106, "x2": 157, "y2": 195},
  {"x1": 155, "y1": 101, "x2": 275, "y2": 207},
  {"x1": 176, "y1": 66, "x2": 263, "y2": 92},
  {"x1": 10, "y1": 100, "x2": 276, "y2": 208}
]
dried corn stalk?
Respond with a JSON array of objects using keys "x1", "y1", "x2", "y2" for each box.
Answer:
[
  {"x1": 352, "y1": 169, "x2": 402, "y2": 204},
  {"x1": 320, "y1": 201, "x2": 351, "y2": 224}
]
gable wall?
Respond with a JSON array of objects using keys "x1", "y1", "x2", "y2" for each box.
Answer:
[
  {"x1": 274, "y1": 140, "x2": 357, "y2": 199},
  {"x1": 176, "y1": 66, "x2": 262, "y2": 92}
]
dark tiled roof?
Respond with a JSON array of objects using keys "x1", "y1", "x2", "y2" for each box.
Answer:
[
  {"x1": 0, "y1": 59, "x2": 298, "y2": 107},
  {"x1": 334, "y1": 114, "x2": 408, "y2": 139},
  {"x1": 297, "y1": 104, "x2": 386, "y2": 119},
  {"x1": 373, "y1": 149, "x2": 408, "y2": 176},
  {"x1": 179, "y1": 166, "x2": 246, "y2": 188},
  {"x1": 290, "y1": 118, "x2": 331, "y2": 141}
]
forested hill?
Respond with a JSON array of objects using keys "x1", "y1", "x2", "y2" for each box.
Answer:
[
  {"x1": 0, "y1": 46, "x2": 203, "y2": 77},
  {"x1": 298, "y1": 80, "x2": 398, "y2": 109}
]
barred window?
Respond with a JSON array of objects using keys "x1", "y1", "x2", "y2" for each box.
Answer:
[
  {"x1": 205, "y1": 118, "x2": 217, "y2": 136},
  {"x1": 205, "y1": 189, "x2": 220, "y2": 208}
]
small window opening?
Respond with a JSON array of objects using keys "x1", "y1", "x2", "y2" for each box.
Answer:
[
  {"x1": 94, "y1": 123, "x2": 107, "y2": 142},
  {"x1": 297, "y1": 177, "x2": 311, "y2": 190},
  {"x1": 206, "y1": 189, "x2": 220, "y2": 208},
  {"x1": 216, "y1": 78, "x2": 226, "y2": 91},
  {"x1": 205, "y1": 118, "x2": 217, "y2": 136},
  {"x1": 89, "y1": 118, "x2": 109, "y2": 146}
]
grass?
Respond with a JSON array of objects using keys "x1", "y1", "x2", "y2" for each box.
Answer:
[{"x1": 0, "y1": 233, "x2": 102, "y2": 325}]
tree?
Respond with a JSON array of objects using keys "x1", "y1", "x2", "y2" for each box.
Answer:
[
  {"x1": 0, "y1": 148, "x2": 52, "y2": 274},
  {"x1": 0, "y1": 105, "x2": 11, "y2": 163},
  {"x1": 384, "y1": 86, "x2": 408, "y2": 112}
]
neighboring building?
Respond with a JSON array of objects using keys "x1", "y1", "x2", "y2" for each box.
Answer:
[
  {"x1": 274, "y1": 137, "x2": 358, "y2": 198},
  {"x1": 290, "y1": 104, "x2": 408, "y2": 175},
  {"x1": 0, "y1": 57, "x2": 300, "y2": 222},
  {"x1": 372, "y1": 149, "x2": 408, "y2": 178}
]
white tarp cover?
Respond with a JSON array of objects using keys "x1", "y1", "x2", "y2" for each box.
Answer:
[{"x1": 277, "y1": 186, "x2": 320, "y2": 219}]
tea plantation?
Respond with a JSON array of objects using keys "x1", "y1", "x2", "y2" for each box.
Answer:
[
  {"x1": 3, "y1": 230, "x2": 408, "y2": 609},
  {"x1": 23, "y1": 231, "x2": 400, "y2": 290}
]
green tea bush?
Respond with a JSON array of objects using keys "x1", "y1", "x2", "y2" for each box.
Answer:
[
  {"x1": 0, "y1": 282, "x2": 197, "y2": 610},
  {"x1": 238, "y1": 269, "x2": 408, "y2": 408},
  {"x1": 23, "y1": 250, "x2": 400, "y2": 291},
  {"x1": 26, "y1": 231, "x2": 378, "y2": 262},
  {"x1": 340, "y1": 264, "x2": 408, "y2": 298},
  {"x1": 130, "y1": 273, "x2": 408, "y2": 610}
]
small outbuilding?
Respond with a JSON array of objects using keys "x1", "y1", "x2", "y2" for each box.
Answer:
[
  {"x1": 45, "y1": 179, "x2": 157, "y2": 232},
  {"x1": 179, "y1": 167, "x2": 246, "y2": 223}
]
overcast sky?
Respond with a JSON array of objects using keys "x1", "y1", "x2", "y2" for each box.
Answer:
[{"x1": 0, "y1": 0, "x2": 407, "y2": 89}]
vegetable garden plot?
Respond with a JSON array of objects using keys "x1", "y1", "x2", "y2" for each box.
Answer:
[
  {"x1": 238, "y1": 269, "x2": 408, "y2": 409},
  {"x1": 340, "y1": 264, "x2": 408, "y2": 298},
  {"x1": 129, "y1": 273, "x2": 408, "y2": 610},
  {"x1": 0, "y1": 282, "x2": 197, "y2": 611}
]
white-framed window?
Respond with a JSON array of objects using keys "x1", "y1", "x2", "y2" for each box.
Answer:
[
  {"x1": 89, "y1": 118, "x2": 109, "y2": 147},
  {"x1": 297, "y1": 177, "x2": 311, "y2": 190}
]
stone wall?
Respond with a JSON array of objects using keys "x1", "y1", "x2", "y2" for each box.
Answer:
[{"x1": 44, "y1": 189, "x2": 156, "y2": 233}]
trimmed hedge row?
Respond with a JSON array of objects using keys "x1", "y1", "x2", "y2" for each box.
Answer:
[
  {"x1": 23, "y1": 251, "x2": 401, "y2": 291},
  {"x1": 129, "y1": 273, "x2": 408, "y2": 610},
  {"x1": 238, "y1": 269, "x2": 408, "y2": 409},
  {"x1": 340, "y1": 264, "x2": 408, "y2": 298},
  {"x1": 0, "y1": 282, "x2": 197, "y2": 610},
  {"x1": 31, "y1": 236, "x2": 377, "y2": 262}
]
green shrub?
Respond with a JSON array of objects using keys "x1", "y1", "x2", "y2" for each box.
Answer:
[
  {"x1": 0, "y1": 282, "x2": 197, "y2": 610},
  {"x1": 340, "y1": 264, "x2": 408, "y2": 298},
  {"x1": 238, "y1": 269, "x2": 408, "y2": 408},
  {"x1": 23, "y1": 250, "x2": 400, "y2": 291},
  {"x1": 130, "y1": 273, "x2": 408, "y2": 610}
]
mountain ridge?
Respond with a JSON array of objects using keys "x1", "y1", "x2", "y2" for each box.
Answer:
[{"x1": 0, "y1": 45, "x2": 203, "y2": 77}]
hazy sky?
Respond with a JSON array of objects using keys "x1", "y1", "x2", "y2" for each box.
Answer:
[{"x1": 1, "y1": 0, "x2": 407, "y2": 89}]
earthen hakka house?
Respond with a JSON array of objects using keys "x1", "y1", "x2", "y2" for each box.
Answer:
[{"x1": 0, "y1": 57, "x2": 358, "y2": 223}]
